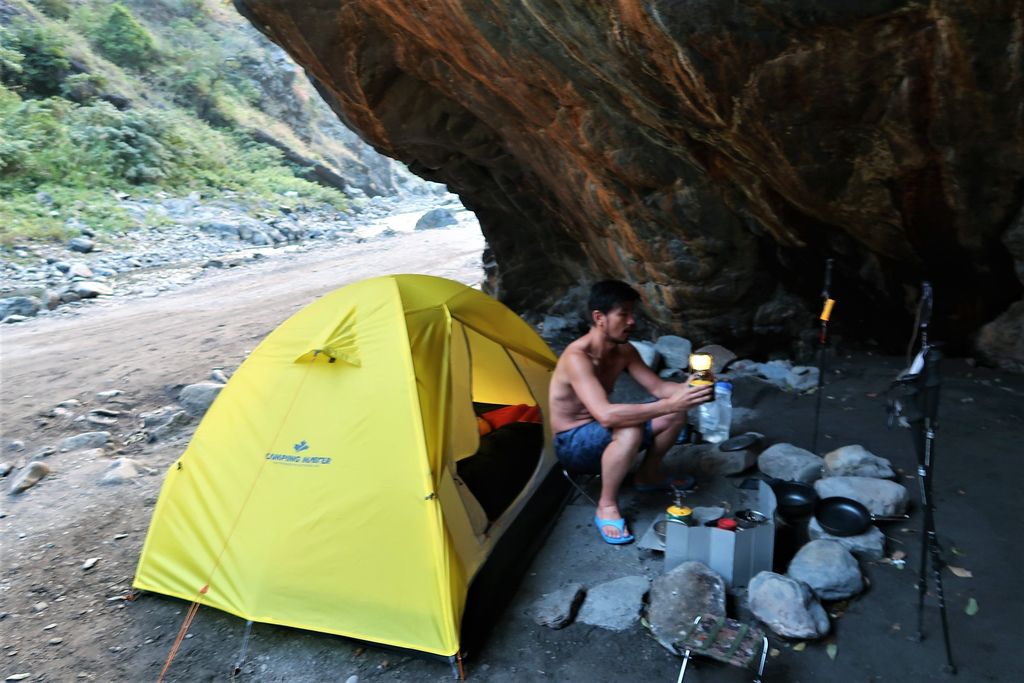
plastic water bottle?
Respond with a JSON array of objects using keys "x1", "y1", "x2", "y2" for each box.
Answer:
[
  {"x1": 701, "y1": 381, "x2": 733, "y2": 443},
  {"x1": 696, "y1": 395, "x2": 719, "y2": 441}
]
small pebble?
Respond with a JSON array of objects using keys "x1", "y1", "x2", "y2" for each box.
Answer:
[
  {"x1": 31, "y1": 602, "x2": 47, "y2": 613},
  {"x1": 82, "y1": 557, "x2": 100, "y2": 570},
  {"x1": 48, "y1": 638, "x2": 63, "y2": 645},
  {"x1": 42, "y1": 623, "x2": 57, "y2": 630}
]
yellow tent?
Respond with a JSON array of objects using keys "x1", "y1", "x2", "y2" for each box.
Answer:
[{"x1": 133, "y1": 274, "x2": 563, "y2": 660}]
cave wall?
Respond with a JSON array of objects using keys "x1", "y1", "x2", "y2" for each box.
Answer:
[{"x1": 234, "y1": 0, "x2": 1024, "y2": 361}]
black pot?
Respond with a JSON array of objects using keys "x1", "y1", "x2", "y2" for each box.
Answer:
[{"x1": 769, "y1": 480, "x2": 819, "y2": 522}]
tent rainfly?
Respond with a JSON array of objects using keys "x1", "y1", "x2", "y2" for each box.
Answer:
[{"x1": 133, "y1": 274, "x2": 566, "y2": 666}]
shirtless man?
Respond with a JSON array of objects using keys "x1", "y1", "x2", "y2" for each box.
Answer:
[{"x1": 548, "y1": 280, "x2": 713, "y2": 544}]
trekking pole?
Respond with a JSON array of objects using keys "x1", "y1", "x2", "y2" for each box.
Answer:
[
  {"x1": 908, "y1": 284, "x2": 957, "y2": 674},
  {"x1": 811, "y1": 258, "x2": 835, "y2": 453}
]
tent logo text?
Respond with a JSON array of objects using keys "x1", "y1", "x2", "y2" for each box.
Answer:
[{"x1": 265, "y1": 440, "x2": 331, "y2": 466}]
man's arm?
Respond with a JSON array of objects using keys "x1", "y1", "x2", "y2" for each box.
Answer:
[{"x1": 565, "y1": 348, "x2": 708, "y2": 429}]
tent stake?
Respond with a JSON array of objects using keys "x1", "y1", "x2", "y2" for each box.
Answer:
[{"x1": 231, "y1": 620, "x2": 254, "y2": 679}]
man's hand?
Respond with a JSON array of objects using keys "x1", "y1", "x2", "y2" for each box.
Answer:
[{"x1": 669, "y1": 379, "x2": 714, "y2": 412}]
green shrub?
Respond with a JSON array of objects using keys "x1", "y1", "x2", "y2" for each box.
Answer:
[
  {"x1": 0, "y1": 26, "x2": 24, "y2": 80},
  {"x1": 1, "y1": 19, "x2": 70, "y2": 97},
  {"x1": 91, "y1": 4, "x2": 157, "y2": 69},
  {"x1": 30, "y1": 0, "x2": 72, "y2": 21},
  {"x1": 59, "y1": 72, "x2": 107, "y2": 103}
]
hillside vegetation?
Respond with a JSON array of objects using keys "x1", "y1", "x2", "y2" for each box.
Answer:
[{"x1": 0, "y1": 0, "x2": 403, "y2": 248}]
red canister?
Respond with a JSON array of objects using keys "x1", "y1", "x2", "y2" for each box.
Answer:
[{"x1": 716, "y1": 517, "x2": 738, "y2": 532}]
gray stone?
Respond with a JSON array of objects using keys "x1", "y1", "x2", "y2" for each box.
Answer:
[
  {"x1": 100, "y1": 458, "x2": 139, "y2": 485},
  {"x1": 148, "y1": 411, "x2": 193, "y2": 442},
  {"x1": 786, "y1": 366, "x2": 820, "y2": 392},
  {"x1": 647, "y1": 561, "x2": 727, "y2": 652},
  {"x1": 758, "y1": 443, "x2": 824, "y2": 483},
  {"x1": 96, "y1": 390, "x2": 124, "y2": 402},
  {"x1": 654, "y1": 335, "x2": 692, "y2": 369},
  {"x1": 140, "y1": 406, "x2": 179, "y2": 429},
  {"x1": 748, "y1": 571, "x2": 830, "y2": 639},
  {"x1": 823, "y1": 445, "x2": 895, "y2": 479},
  {"x1": 807, "y1": 517, "x2": 886, "y2": 560},
  {"x1": 576, "y1": 575, "x2": 650, "y2": 631},
  {"x1": 71, "y1": 282, "x2": 113, "y2": 298},
  {"x1": 787, "y1": 540, "x2": 863, "y2": 600},
  {"x1": 66, "y1": 263, "x2": 93, "y2": 279},
  {"x1": 0, "y1": 463, "x2": 12, "y2": 477},
  {"x1": 756, "y1": 359, "x2": 792, "y2": 382},
  {"x1": 2, "y1": 314, "x2": 28, "y2": 324},
  {"x1": 7, "y1": 440, "x2": 24, "y2": 452},
  {"x1": 59, "y1": 431, "x2": 111, "y2": 452},
  {"x1": 814, "y1": 476, "x2": 909, "y2": 516},
  {"x1": 178, "y1": 383, "x2": 224, "y2": 417},
  {"x1": 68, "y1": 237, "x2": 94, "y2": 253},
  {"x1": 9, "y1": 462, "x2": 51, "y2": 494},
  {"x1": 86, "y1": 414, "x2": 117, "y2": 427},
  {"x1": 199, "y1": 221, "x2": 241, "y2": 238},
  {"x1": 629, "y1": 340, "x2": 660, "y2": 369},
  {"x1": 414, "y1": 207, "x2": 458, "y2": 230},
  {"x1": 0, "y1": 296, "x2": 41, "y2": 319},
  {"x1": 693, "y1": 344, "x2": 737, "y2": 374},
  {"x1": 531, "y1": 582, "x2": 585, "y2": 629},
  {"x1": 210, "y1": 369, "x2": 230, "y2": 384},
  {"x1": 700, "y1": 444, "x2": 757, "y2": 476}
]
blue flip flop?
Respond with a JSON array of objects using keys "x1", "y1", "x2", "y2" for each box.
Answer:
[
  {"x1": 594, "y1": 515, "x2": 635, "y2": 545},
  {"x1": 634, "y1": 474, "x2": 696, "y2": 493}
]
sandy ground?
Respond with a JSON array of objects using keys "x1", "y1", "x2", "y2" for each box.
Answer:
[{"x1": 2, "y1": 221, "x2": 1023, "y2": 682}]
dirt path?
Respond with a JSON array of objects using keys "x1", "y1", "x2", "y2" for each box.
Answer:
[
  {"x1": 0, "y1": 225, "x2": 485, "y2": 431},
  {"x1": 0, "y1": 224, "x2": 484, "y2": 683}
]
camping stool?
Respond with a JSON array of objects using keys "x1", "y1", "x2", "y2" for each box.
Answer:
[
  {"x1": 674, "y1": 613, "x2": 769, "y2": 683},
  {"x1": 561, "y1": 467, "x2": 600, "y2": 506}
]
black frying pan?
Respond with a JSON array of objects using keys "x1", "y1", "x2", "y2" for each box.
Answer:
[{"x1": 815, "y1": 496, "x2": 909, "y2": 536}]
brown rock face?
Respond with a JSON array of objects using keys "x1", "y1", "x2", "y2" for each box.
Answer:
[{"x1": 235, "y1": 0, "x2": 1023, "y2": 359}]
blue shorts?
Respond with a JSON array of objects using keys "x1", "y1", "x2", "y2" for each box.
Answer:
[{"x1": 554, "y1": 420, "x2": 653, "y2": 474}]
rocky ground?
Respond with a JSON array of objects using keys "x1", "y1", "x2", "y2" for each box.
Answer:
[{"x1": 1, "y1": 195, "x2": 1023, "y2": 682}]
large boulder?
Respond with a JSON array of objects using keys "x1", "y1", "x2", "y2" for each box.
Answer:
[
  {"x1": 814, "y1": 476, "x2": 909, "y2": 516},
  {"x1": 0, "y1": 296, "x2": 41, "y2": 319},
  {"x1": 808, "y1": 517, "x2": 886, "y2": 561},
  {"x1": 178, "y1": 383, "x2": 225, "y2": 418},
  {"x1": 414, "y1": 207, "x2": 458, "y2": 230},
  {"x1": 748, "y1": 572, "x2": 830, "y2": 640},
  {"x1": 234, "y1": 0, "x2": 1024, "y2": 363},
  {"x1": 758, "y1": 443, "x2": 823, "y2": 483},
  {"x1": 647, "y1": 561, "x2": 726, "y2": 653},
  {"x1": 823, "y1": 445, "x2": 895, "y2": 479},
  {"x1": 576, "y1": 575, "x2": 650, "y2": 632},
  {"x1": 787, "y1": 540, "x2": 864, "y2": 600},
  {"x1": 531, "y1": 583, "x2": 585, "y2": 629}
]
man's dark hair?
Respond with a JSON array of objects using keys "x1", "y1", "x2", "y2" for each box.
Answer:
[{"x1": 588, "y1": 279, "x2": 640, "y2": 316}]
